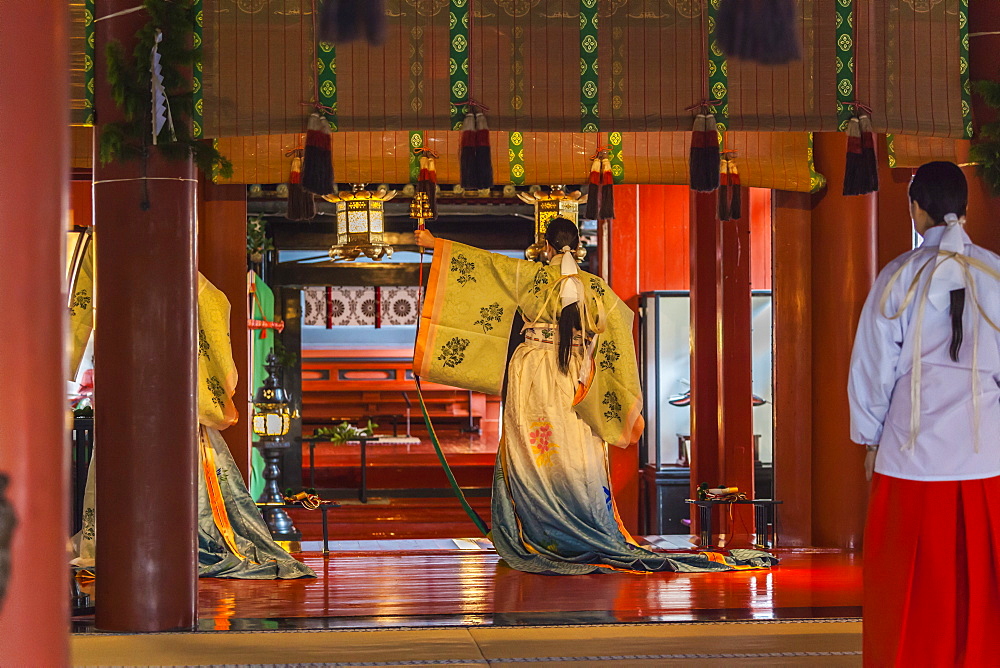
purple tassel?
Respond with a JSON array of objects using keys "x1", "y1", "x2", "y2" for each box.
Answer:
[
  {"x1": 859, "y1": 114, "x2": 879, "y2": 195},
  {"x1": 286, "y1": 154, "x2": 316, "y2": 222},
  {"x1": 459, "y1": 110, "x2": 477, "y2": 190},
  {"x1": 319, "y1": 0, "x2": 385, "y2": 46},
  {"x1": 689, "y1": 113, "x2": 720, "y2": 192},
  {"x1": 718, "y1": 160, "x2": 731, "y2": 221},
  {"x1": 729, "y1": 159, "x2": 742, "y2": 220},
  {"x1": 302, "y1": 113, "x2": 335, "y2": 196},
  {"x1": 598, "y1": 158, "x2": 615, "y2": 220},
  {"x1": 472, "y1": 111, "x2": 493, "y2": 190},
  {"x1": 843, "y1": 117, "x2": 865, "y2": 196},
  {"x1": 717, "y1": 0, "x2": 801, "y2": 65},
  {"x1": 584, "y1": 158, "x2": 601, "y2": 220}
]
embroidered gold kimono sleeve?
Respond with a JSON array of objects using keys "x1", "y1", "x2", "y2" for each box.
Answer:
[
  {"x1": 414, "y1": 240, "x2": 644, "y2": 448},
  {"x1": 414, "y1": 240, "x2": 525, "y2": 395},
  {"x1": 197, "y1": 274, "x2": 239, "y2": 429}
]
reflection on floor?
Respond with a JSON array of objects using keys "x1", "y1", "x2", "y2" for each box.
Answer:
[
  {"x1": 289, "y1": 497, "x2": 495, "y2": 541},
  {"x1": 301, "y1": 536, "x2": 694, "y2": 552},
  {"x1": 73, "y1": 547, "x2": 861, "y2": 633}
]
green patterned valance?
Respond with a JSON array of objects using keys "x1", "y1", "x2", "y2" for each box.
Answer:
[
  {"x1": 579, "y1": 0, "x2": 599, "y2": 133},
  {"x1": 508, "y1": 131, "x2": 526, "y2": 185},
  {"x1": 409, "y1": 130, "x2": 424, "y2": 182},
  {"x1": 317, "y1": 40, "x2": 338, "y2": 129},
  {"x1": 608, "y1": 131, "x2": 624, "y2": 185},
  {"x1": 193, "y1": 0, "x2": 204, "y2": 137},
  {"x1": 835, "y1": 0, "x2": 854, "y2": 129},
  {"x1": 706, "y1": 0, "x2": 728, "y2": 129},
  {"x1": 449, "y1": 0, "x2": 470, "y2": 129},
  {"x1": 959, "y1": 0, "x2": 972, "y2": 139}
]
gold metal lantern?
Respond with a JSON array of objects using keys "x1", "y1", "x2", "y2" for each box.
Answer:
[
  {"x1": 518, "y1": 186, "x2": 588, "y2": 262},
  {"x1": 252, "y1": 353, "x2": 292, "y2": 439},
  {"x1": 324, "y1": 184, "x2": 397, "y2": 261}
]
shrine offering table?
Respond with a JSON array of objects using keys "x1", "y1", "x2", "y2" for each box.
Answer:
[
  {"x1": 686, "y1": 499, "x2": 782, "y2": 549},
  {"x1": 301, "y1": 436, "x2": 386, "y2": 503},
  {"x1": 256, "y1": 501, "x2": 336, "y2": 553}
]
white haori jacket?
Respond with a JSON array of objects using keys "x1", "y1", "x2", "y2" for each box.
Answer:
[{"x1": 849, "y1": 224, "x2": 1000, "y2": 481}]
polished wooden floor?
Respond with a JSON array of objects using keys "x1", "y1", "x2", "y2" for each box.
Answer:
[{"x1": 161, "y1": 548, "x2": 861, "y2": 631}]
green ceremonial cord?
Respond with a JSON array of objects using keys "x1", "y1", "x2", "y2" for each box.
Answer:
[{"x1": 414, "y1": 376, "x2": 490, "y2": 537}]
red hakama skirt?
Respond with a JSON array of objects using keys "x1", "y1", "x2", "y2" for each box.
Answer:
[{"x1": 864, "y1": 473, "x2": 1000, "y2": 667}]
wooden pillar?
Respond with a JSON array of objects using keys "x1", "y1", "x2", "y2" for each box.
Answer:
[
  {"x1": 199, "y1": 183, "x2": 251, "y2": 482},
  {"x1": 605, "y1": 185, "x2": 641, "y2": 534},
  {"x1": 94, "y1": 1, "x2": 198, "y2": 631},
  {"x1": 772, "y1": 191, "x2": 813, "y2": 547},
  {"x1": 810, "y1": 132, "x2": 877, "y2": 550},
  {"x1": 688, "y1": 191, "x2": 723, "y2": 539},
  {"x1": 0, "y1": 2, "x2": 70, "y2": 663},
  {"x1": 876, "y1": 136, "x2": 914, "y2": 270},
  {"x1": 688, "y1": 188, "x2": 755, "y2": 546},
  {"x1": 719, "y1": 194, "x2": 755, "y2": 546},
  {"x1": 964, "y1": 3, "x2": 1000, "y2": 254}
]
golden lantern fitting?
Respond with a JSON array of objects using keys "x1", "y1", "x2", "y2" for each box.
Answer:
[
  {"x1": 323, "y1": 184, "x2": 397, "y2": 261},
  {"x1": 518, "y1": 186, "x2": 588, "y2": 263}
]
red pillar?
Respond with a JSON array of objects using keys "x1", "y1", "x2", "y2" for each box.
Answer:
[
  {"x1": 772, "y1": 191, "x2": 813, "y2": 547},
  {"x1": 605, "y1": 184, "x2": 640, "y2": 533},
  {"x1": 688, "y1": 191, "x2": 723, "y2": 540},
  {"x1": 0, "y1": 3, "x2": 70, "y2": 664},
  {"x1": 810, "y1": 132, "x2": 877, "y2": 549},
  {"x1": 876, "y1": 136, "x2": 914, "y2": 270},
  {"x1": 718, "y1": 194, "x2": 755, "y2": 546},
  {"x1": 94, "y1": 1, "x2": 198, "y2": 631},
  {"x1": 199, "y1": 183, "x2": 251, "y2": 482}
]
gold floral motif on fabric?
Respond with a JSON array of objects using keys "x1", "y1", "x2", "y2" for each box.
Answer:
[
  {"x1": 397, "y1": 0, "x2": 449, "y2": 18},
  {"x1": 232, "y1": 0, "x2": 269, "y2": 15},
  {"x1": 668, "y1": 0, "x2": 703, "y2": 19},
  {"x1": 901, "y1": 0, "x2": 945, "y2": 12},
  {"x1": 492, "y1": 0, "x2": 543, "y2": 19}
]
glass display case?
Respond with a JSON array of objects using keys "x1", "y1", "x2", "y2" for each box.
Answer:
[{"x1": 638, "y1": 290, "x2": 773, "y2": 533}]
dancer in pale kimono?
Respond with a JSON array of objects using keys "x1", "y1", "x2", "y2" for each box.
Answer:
[
  {"x1": 72, "y1": 268, "x2": 313, "y2": 579},
  {"x1": 415, "y1": 218, "x2": 776, "y2": 575},
  {"x1": 849, "y1": 162, "x2": 1000, "y2": 665}
]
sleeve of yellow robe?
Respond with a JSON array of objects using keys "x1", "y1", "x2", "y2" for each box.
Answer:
[
  {"x1": 68, "y1": 239, "x2": 95, "y2": 380},
  {"x1": 414, "y1": 241, "x2": 644, "y2": 448},
  {"x1": 197, "y1": 273, "x2": 239, "y2": 430},
  {"x1": 414, "y1": 239, "x2": 528, "y2": 395},
  {"x1": 196, "y1": 274, "x2": 245, "y2": 559},
  {"x1": 570, "y1": 280, "x2": 645, "y2": 448}
]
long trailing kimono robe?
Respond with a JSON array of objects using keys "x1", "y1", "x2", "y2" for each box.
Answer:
[
  {"x1": 415, "y1": 240, "x2": 776, "y2": 575},
  {"x1": 73, "y1": 275, "x2": 313, "y2": 579},
  {"x1": 195, "y1": 275, "x2": 314, "y2": 578}
]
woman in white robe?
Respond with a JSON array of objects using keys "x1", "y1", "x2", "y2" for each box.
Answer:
[{"x1": 849, "y1": 161, "x2": 1000, "y2": 665}]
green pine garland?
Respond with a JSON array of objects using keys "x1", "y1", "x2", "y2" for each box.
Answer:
[
  {"x1": 99, "y1": 0, "x2": 232, "y2": 179},
  {"x1": 970, "y1": 80, "x2": 1000, "y2": 196}
]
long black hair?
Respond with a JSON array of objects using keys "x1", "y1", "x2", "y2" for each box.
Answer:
[
  {"x1": 909, "y1": 161, "x2": 969, "y2": 362},
  {"x1": 545, "y1": 217, "x2": 582, "y2": 373}
]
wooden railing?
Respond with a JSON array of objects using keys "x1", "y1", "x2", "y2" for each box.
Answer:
[{"x1": 301, "y1": 351, "x2": 500, "y2": 438}]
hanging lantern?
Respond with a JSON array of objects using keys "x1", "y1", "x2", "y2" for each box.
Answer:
[
  {"x1": 252, "y1": 353, "x2": 292, "y2": 439},
  {"x1": 324, "y1": 184, "x2": 397, "y2": 261},
  {"x1": 518, "y1": 186, "x2": 587, "y2": 262}
]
